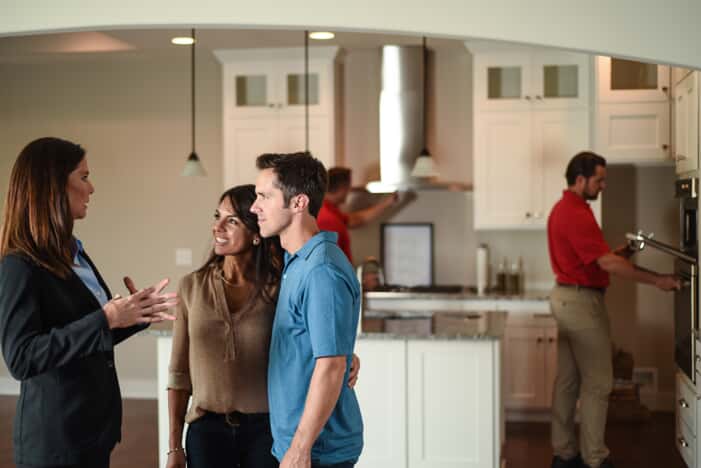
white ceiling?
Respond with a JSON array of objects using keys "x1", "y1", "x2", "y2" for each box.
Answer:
[{"x1": 0, "y1": 28, "x2": 469, "y2": 64}]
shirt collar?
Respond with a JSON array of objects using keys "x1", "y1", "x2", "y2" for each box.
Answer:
[
  {"x1": 285, "y1": 231, "x2": 339, "y2": 265},
  {"x1": 322, "y1": 198, "x2": 342, "y2": 214},
  {"x1": 562, "y1": 189, "x2": 589, "y2": 208},
  {"x1": 72, "y1": 237, "x2": 85, "y2": 264}
]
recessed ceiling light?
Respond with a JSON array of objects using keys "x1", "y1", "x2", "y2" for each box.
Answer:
[
  {"x1": 171, "y1": 36, "x2": 195, "y2": 45},
  {"x1": 309, "y1": 31, "x2": 335, "y2": 40}
]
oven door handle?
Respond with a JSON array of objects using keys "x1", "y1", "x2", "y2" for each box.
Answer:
[{"x1": 626, "y1": 231, "x2": 697, "y2": 264}]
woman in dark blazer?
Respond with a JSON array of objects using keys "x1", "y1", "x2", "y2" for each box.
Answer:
[{"x1": 0, "y1": 137, "x2": 178, "y2": 468}]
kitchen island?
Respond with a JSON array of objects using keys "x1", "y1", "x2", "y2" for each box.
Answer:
[
  {"x1": 355, "y1": 312, "x2": 507, "y2": 468},
  {"x1": 150, "y1": 289, "x2": 551, "y2": 468}
]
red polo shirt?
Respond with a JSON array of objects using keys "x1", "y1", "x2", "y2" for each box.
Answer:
[
  {"x1": 547, "y1": 190, "x2": 610, "y2": 288},
  {"x1": 317, "y1": 199, "x2": 353, "y2": 262}
]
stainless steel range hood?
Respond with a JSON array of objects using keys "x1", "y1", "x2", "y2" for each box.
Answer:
[{"x1": 366, "y1": 45, "x2": 466, "y2": 193}]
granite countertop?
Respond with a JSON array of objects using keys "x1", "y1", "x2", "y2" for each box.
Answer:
[
  {"x1": 364, "y1": 289, "x2": 550, "y2": 301},
  {"x1": 357, "y1": 332, "x2": 502, "y2": 341},
  {"x1": 359, "y1": 310, "x2": 508, "y2": 340}
]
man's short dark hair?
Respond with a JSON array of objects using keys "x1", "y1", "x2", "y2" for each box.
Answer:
[
  {"x1": 327, "y1": 167, "x2": 352, "y2": 193},
  {"x1": 565, "y1": 151, "x2": 607, "y2": 186},
  {"x1": 256, "y1": 152, "x2": 328, "y2": 217}
]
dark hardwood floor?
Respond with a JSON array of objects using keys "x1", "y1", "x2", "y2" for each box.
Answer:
[{"x1": 0, "y1": 396, "x2": 688, "y2": 467}]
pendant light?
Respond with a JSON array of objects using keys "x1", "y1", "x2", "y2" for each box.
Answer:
[
  {"x1": 182, "y1": 28, "x2": 206, "y2": 177},
  {"x1": 304, "y1": 30, "x2": 310, "y2": 153},
  {"x1": 411, "y1": 36, "x2": 438, "y2": 178}
]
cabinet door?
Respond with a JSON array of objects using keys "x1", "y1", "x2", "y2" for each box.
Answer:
[
  {"x1": 474, "y1": 112, "x2": 536, "y2": 229},
  {"x1": 354, "y1": 340, "x2": 407, "y2": 468},
  {"x1": 674, "y1": 72, "x2": 699, "y2": 174},
  {"x1": 225, "y1": 62, "x2": 280, "y2": 119},
  {"x1": 596, "y1": 101, "x2": 671, "y2": 163},
  {"x1": 223, "y1": 118, "x2": 279, "y2": 188},
  {"x1": 531, "y1": 52, "x2": 590, "y2": 110},
  {"x1": 597, "y1": 56, "x2": 670, "y2": 103},
  {"x1": 544, "y1": 325, "x2": 558, "y2": 408},
  {"x1": 503, "y1": 325, "x2": 547, "y2": 409},
  {"x1": 474, "y1": 53, "x2": 532, "y2": 112},
  {"x1": 276, "y1": 60, "x2": 332, "y2": 117},
  {"x1": 532, "y1": 109, "x2": 590, "y2": 226},
  {"x1": 407, "y1": 340, "x2": 497, "y2": 468},
  {"x1": 277, "y1": 115, "x2": 334, "y2": 169}
]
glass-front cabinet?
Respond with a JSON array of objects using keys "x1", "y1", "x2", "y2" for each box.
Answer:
[
  {"x1": 475, "y1": 50, "x2": 589, "y2": 111},
  {"x1": 597, "y1": 56, "x2": 670, "y2": 103},
  {"x1": 595, "y1": 56, "x2": 672, "y2": 163}
]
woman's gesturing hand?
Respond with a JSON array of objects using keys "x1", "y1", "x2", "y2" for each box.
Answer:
[{"x1": 103, "y1": 277, "x2": 178, "y2": 329}]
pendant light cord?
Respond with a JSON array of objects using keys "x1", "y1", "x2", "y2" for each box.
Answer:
[
  {"x1": 304, "y1": 30, "x2": 310, "y2": 153},
  {"x1": 191, "y1": 28, "x2": 196, "y2": 154},
  {"x1": 422, "y1": 36, "x2": 429, "y2": 156}
]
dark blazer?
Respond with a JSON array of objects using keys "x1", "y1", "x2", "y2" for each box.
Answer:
[{"x1": 0, "y1": 251, "x2": 146, "y2": 466}]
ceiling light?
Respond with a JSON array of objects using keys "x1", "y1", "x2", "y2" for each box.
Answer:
[
  {"x1": 309, "y1": 31, "x2": 335, "y2": 40},
  {"x1": 171, "y1": 36, "x2": 195, "y2": 46}
]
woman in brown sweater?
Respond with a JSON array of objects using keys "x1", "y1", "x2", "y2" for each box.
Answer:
[{"x1": 166, "y1": 185, "x2": 359, "y2": 468}]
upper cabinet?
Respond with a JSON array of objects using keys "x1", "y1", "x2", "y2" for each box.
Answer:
[
  {"x1": 595, "y1": 56, "x2": 672, "y2": 163},
  {"x1": 474, "y1": 51, "x2": 590, "y2": 112},
  {"x1": 471, "y1": 46, "x2": 593, "y2": 230},
  {"x1": 214, "y1": 47, "x2": 338, "y2": 188},
  {"x1": 674, "y1": 71, "x2": 699, "y2": 175}
]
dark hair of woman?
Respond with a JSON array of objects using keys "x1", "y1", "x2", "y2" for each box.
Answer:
[
  {"x1": 197, "y1": 184, "x2": 283, "y2": 305},
  {"x1": 0, "y1": 137, "x2": 85, "y2": 278}
]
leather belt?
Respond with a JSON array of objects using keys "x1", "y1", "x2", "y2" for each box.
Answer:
[
  {"x1": 556, "y1": 283, "x2": 606, "y2": 294},
  {"x1": 205, "y1": 410, "x2": 269, "y2": 427}
]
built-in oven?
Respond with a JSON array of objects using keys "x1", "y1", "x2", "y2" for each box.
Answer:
[
  {"x1": 675, "y1": 259, "x2": 698, "y2": 383},
  {"x1": 677, "y1": 178, "x2": 698, "y2": 258}
]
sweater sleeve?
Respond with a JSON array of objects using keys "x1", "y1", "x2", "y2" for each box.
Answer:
[
  {"x1": 0, "y1": 255, "x2": 114, "y2": 381},
  {"x1": 168, "y1": 275, "x2": 192, "y2": 392}
]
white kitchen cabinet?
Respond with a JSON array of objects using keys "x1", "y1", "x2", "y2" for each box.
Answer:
[
  {"x1": 473, "y1": 50, "x2": 590, "y2": 112},
  {"x1": 503, "y1": 314, "x2": 558, "y2": 410},
  {"x1": 355, "y1": 337, "x2": 503, "y2": 468},
  {"x1": 214, "y1": 47, "x2": 338, "y2": 188},
  {"x1": 595, "y1": 56, "x2": 672, "y2": 163},
  {"x1": 474, "y1": 108, "x2": 590, "y2": 229},
  {"x1": 407, "y1": 340, "x2": 500, "y2": 468},
  {"x1": 472, "y1": 48, "x2": 591, "y2": 230},
  {"x1": 353, "y1": 339, "x2": 407, "y2": 468},
  {"x1": 674, "y1": 71, "x2": 699, "y2": 175},
  {"x1": 675, "y1": 371, "x2": 698, "y2": 468}
]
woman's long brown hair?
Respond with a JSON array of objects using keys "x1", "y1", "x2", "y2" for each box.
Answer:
[
  {"x1": 197, "y1": 185, "x2": 284, "y2": 305},
  {"x1": 0, "y1": 137, "x2": 86, "y2": 278}
]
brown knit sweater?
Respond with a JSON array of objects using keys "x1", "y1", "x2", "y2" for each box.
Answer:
[{"x1": 168, "y1": 265, "x2": 276, "y2": 423}]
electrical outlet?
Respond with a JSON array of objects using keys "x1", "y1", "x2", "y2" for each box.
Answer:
[{"x1": 175, "y1": 248, "x2": 192, "y2": 266}]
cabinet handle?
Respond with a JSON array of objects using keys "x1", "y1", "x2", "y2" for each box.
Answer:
[
  {"x1": 536, "y1": 337, "x2": 544, "y2": 343},
  {"x1": 524, "y1": 95, "x2": 532, "y2": 100},
  {"x1": 525, "y1": 212, "x2": 532, "y2": 219},
  {"x1": 548, "y1": 337, "x2": 555, "y2": 343},
  {"x1": 268, "y1": 103, "x2": 276, "y2": 108},
  {"x1": 535, "y1": 95, "x2": 543, "y2": 100},
  {"x1": 662, "y1": 144, "x2": 669, "y2": 151},
  {"x1": 662, "y1": 86, "x2": 669, "y2": 94},
  {"x1": 678, "y1": 437, "x2": 689, "y2": 448},
  {"x1": 679, "y1": 398, "x2": 690, "y2": 408}
]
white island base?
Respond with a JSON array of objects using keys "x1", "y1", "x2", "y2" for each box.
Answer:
[{"x1": 355, "y1": 336, "x2": 503, "y2": 468}]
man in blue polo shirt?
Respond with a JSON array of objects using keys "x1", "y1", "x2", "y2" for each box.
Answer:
[{"x1": 250, "y1": 151, "x2": 363, "y2": 468}]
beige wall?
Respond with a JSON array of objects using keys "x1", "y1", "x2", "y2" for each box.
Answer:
[{"x1": 0, "y1": 52, "x2": 224, "y2": 387}]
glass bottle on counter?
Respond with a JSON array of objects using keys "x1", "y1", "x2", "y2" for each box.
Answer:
[
  {"x1": 506, "y1": 257, "x2": 524, "y2": 295},
  {"x1": 495, "y1": 257, "x2": 508, "y2": 294}
]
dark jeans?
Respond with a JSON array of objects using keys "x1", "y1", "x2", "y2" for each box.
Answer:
[
  {"x1": 17, "y1": 450, "x2": 110, "y2": 468},
  {"x1": 186, "y1": 411, "x2": 278, "y2": 468}
]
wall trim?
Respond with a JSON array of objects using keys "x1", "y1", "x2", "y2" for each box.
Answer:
[{"x1": 0, "y1": 377, "x2": 157, "y2": 400}]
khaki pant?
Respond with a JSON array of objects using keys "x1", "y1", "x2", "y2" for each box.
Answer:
[{"x1": 550, "y1": 285, "x2": 613, "y2": 468}]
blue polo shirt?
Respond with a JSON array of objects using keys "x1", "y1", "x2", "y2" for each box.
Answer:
[{"x1": 268, "y1": 231, "x2": 363, "y2": 464}]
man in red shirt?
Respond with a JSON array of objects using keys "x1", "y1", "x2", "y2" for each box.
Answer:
[
  {"x1": 547, "y1": 151, "x2": 679, "y2": 468},
  {"x1": 317, "y1": 167, "x2": 398, "y2": 263}
]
